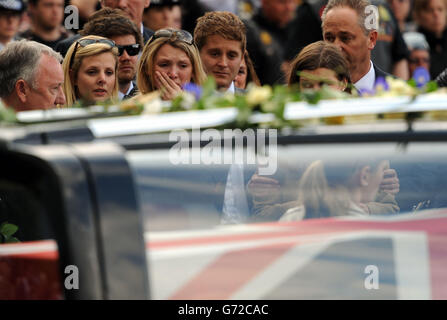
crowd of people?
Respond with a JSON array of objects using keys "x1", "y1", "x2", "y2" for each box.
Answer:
[
  {"x1": 0, "y1": 0, "x2": 442, "y2": 221},
  {"x1": 2, "y1": 0, "x2": 447, "y2": 112}
]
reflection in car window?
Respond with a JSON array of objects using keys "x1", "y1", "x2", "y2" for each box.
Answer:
[{"x1": 127, "y1": 142, "x2": 447, "y2": 232}]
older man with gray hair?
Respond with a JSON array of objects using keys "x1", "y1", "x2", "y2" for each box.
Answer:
[{"x1": 0, "y1": 40, "x2": 65, "y2": 112}]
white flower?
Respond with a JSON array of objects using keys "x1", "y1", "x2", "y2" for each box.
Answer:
[
  {"x1": 179, "y1": 91, "x2": 196, "y2": 110},
  {"x1": 246, "y1": 85, "x2": 272, "y2": 106},
  {"x1": 142, "y1": 97, "x2": 163, "y2": 114}
]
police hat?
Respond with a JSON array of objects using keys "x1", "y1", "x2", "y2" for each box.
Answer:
[
  {"x1": 0, "y1": 0, "x2": 26, "y2": 12},
  {"x1": 403, "y1": 32, "x2": 430, "y2": 51},
  {"x1": 150, "y1": 0, "x2": 181, "y2": 7}
]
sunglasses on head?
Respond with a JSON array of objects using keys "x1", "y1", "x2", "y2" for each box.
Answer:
[
  {"x1": 117, "y1": 44, "x2": 141, "y2": 56},
  {"x1": 69, "y1": 38, "x2": 116, "y2": 69},
  {"x1": 148, "y1": 29, "x2": 194, "y2": 45}
]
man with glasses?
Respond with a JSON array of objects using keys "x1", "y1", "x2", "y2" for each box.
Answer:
[
  {"x1": 77, "y1": 9, "x2": 143, "y2": 99},
  {"x1": 403, "y1": 32, "x2": 431, "y2": 78}
]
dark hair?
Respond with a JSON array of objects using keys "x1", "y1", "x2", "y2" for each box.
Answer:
[
  {"x1": 244, "y1": 50, "x2": 260, "y2": 86},
  {"x1": 194, "y1": 11, "x2": 246, "y2": 53},
  {"x1": 287, "y1": 41, "x2": 351, "y2": 92},
  {"x1": 80, "y1": 9, "x2": 143, "y2": 47}
]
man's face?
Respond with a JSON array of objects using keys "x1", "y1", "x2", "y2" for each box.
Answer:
[
  {"x1": 30, "y1": 0, "x2": 64, "y2": 30},
  {"x1": 323, "y1": 7, "x2": 377, "y2": 82},
  {"x1": 416, "y1": 0, "x2": 446, "y2": 36},
  {"x1": 0, "y1": 10, "x2": 21, "y2": 43},
  {"x1": 199, "y1": 34, "x2": 243, "y2": 90},
  {"x1": 101, "y1": 0, "x2": 150, "y2": 26},
  {"x1": 21, "y1": 54, "x2": 65, "y2": 111},
  {"x1": 409, "y1": 49, "x2": 430, "y2": 76},
  {"x1": 261, "y1": 0, "x2": 297, "y2": 28},
  {"x1": 143, "y1": 5, "x2": 182, "y2": 31},
  {"x1": 110, "y1": 34, "x2": 139, "y2": 85}
]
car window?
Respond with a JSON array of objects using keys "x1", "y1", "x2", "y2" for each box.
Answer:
[{"x1": 126, "y1": 140, "x2": 447, "y2": 299}]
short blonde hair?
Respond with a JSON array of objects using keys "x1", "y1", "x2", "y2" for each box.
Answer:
[
  {"x1": 62, "y1": 35, "x2": 119, "y2": 106},
  {"x1": 137, "y1": 31, "x2": 207, "y2": 94}
]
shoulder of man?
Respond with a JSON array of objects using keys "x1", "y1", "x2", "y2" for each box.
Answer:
[
  {"x1": 373, "y1": 63, "x2": 396, "y2": 79},
  {"x1": 55, "y1": 34, "x2": 81, "y2": 57},
  {"x1": 142, "y1": 27, "x2": 154, "y2": 44}
]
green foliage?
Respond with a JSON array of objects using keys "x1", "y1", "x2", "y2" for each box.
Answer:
[{"x1": 0, "y1": 222, "x2": 19, "y2": 243}]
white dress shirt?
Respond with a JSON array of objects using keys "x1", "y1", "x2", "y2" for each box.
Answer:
[{"x1": 354, "y1": 60, "x2": 376, "y2": 92}]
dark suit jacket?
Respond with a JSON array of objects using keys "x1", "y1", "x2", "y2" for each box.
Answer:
[
  {"x1": 373, "y1": 63, "x2": 394, "y2": 80},
  {"x1": 55, "y1": 34, "x2": 81, "y2": 58},
  {"x1": 55, "y1": 25, "x2": 154, "y2": 58},
  {"x1": 142, "y1": 26, "x2": 154, "y2": 44}
]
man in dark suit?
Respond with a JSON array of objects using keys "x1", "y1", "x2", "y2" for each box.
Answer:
[
  {"x1": 55, "y1": 0, "x2": 153, "y2": 57},
  {"x1": 321, "y1": 0, "x2": 391, "y2": 92}
]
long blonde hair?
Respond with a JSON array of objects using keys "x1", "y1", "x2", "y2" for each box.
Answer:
[
  {"x1": 137, "y1": 34, "x2": 207, "y2": 94},
  {"x1": 62, "y1": 35, "x2": 119, "y2": 106},
  {"x1": 298, "y1": 159, "x2": 383, "y2": 218}
]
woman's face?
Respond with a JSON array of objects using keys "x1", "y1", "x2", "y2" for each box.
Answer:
[
  {"x1": 417, "y1": 0, "x2": 447, "y2": 36},
  {"x1": 152, "y1": 43, "x2": 193, "y2": 88},
  {"x1": 390, "y1": 0, "x2": 411, "y2": 23},
  {"x1": 299, "y1": 68, "x2": 346, "y2": 91},
  {"x1": 75, "y1": 52, "x2": 116, "y2": 104},
  {"x1": 234, "y1": 58, "x2": 248, "y2": 89}
]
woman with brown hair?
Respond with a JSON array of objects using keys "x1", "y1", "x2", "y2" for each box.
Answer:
[
  {"x1": 234, "y1": 51, "x2": 261, "y2": 90},
  {"x1": 287, "y1": 41, "x2": 352, "y2": 93}
]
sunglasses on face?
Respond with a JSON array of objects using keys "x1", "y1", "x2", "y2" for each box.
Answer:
[
  {"x1": 148, "y1": 29, "x2": 194, "y2": 45},
  {"x1": 69, "y1": 38, "x2": 116, "y2": 69},
  {"x1": 117, "y1": 44, "x2": 141, "y2": 56}
]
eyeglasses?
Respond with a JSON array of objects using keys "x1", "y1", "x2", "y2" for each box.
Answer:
[
  {"x1": 69, "y1": 38, "x2": 116, "y2": 69},
  {"x1": 117, "y1": 44, "x2": 141, "y2": 56},
  {"x1": 148, "y1": 29, "x2": 194, "y2": 45},
  {"x1": 409, "y1": 57, "x2": 430, "y2": 64}
]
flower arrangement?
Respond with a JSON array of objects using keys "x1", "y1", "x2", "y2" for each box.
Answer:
[{"x1": 0, "y1": 67, "x2": 444, "y2": 128}]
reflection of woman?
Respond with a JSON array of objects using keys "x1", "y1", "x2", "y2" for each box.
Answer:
[
  {"x1": 280, "y1": 159, "x2": 395, "y2": 221},
  {"x1": 62, "y1": 35, "x2": 119, "y2": 106},
  {"x1": 234, "y1": 51, "x2": 260, "y2": 90},
  {"x1": 287, "y1": 41, "x2": 351, "y2": 93},
  {"x1": 137, "y1": 28, "x2": 207, "y2": 100},
  {"x1": 414, "y1": 0, "x2": 447, "y2": 78}
]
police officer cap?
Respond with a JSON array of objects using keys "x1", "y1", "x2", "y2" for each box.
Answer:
[
  {"x1": 0, "y1": 0, "x2": 26, "y2": 12},
  {"x1": 150, "y1": 0, "x2": 181, "y2": 6},
  {"x1": 403, "y1": 32, "x2": 430, "y2": 51}
]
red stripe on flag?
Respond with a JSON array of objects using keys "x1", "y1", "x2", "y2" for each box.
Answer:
[{"x1": 169, "y1": 241, "x2": 296, "y2": 300}]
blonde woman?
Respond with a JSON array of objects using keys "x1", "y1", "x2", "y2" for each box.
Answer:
[
  {"x1": 137, "y1": 28, "x2": 207, "y2": 100},
  {"x1": 62, "y1": 35, "x2": 119, "y2": 106},
  {"x1": 279, "y1": 159, "x2": 399, "y2": 221}
]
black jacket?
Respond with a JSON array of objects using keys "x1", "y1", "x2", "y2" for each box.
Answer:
[{"x1": 55, "y1": 25, "x2": 154, "y2": 58}]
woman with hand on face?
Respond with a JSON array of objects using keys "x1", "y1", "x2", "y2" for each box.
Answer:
[
  {"x1": 62, "y1": 35, "x2": 119, "y2": 106},
  {"x1": 137, "y1": 28, "x2": 207, "y2": 100},
  {"x1": 287, "y1": 41, "x2": 352, "y2": 93}
]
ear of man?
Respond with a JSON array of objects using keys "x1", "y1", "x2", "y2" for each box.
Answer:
[
  {"x1": 16, "y1": 80, "x2": 30, "y2": 104},
  {"x1": 367, "y1": 30, "x2": 378, "y2": 51}
]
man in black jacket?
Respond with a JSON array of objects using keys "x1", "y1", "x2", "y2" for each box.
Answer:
[{"x1": 244, "y1": 0, "x2": 297, "y2": 85}]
